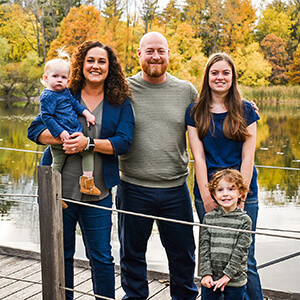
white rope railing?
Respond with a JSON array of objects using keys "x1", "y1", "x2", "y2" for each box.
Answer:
[
  {"x1": 0, "y1": 274, "x2": 41, "y2": 285},
  {"x1": 0, "y1": 146, "x2": 44, "y2": 154},
  {"x1": 0, "y1": 194, "x2": 38, "y2": 198}
]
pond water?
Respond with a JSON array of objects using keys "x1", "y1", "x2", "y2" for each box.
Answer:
[{"x1": 0, "y1": 101, "x2": 299, "y2": 294}]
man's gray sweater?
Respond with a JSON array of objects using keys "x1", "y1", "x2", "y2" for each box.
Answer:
[{"x1": 119, "y1": 72, "x2": 198, "y2": 188}]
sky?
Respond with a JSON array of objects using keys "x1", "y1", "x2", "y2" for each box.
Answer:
[{"x1": 94, "y1": 0, "x2": 268, "y2": 16}]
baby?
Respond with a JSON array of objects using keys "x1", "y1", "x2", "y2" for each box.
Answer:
[{"x1": 39, "y1": 49, "x2": 101, "y2": 207}]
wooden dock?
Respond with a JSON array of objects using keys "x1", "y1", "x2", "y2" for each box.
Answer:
[{"x1": 0, "y1": 246, "x2": 299, "y2": 300}]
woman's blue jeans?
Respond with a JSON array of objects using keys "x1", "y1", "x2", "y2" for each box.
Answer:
[
  {"x1": 63, "y1": 194, "x2": 115, "y2": 300},
  {"x1": 195, "y1": 198, "x2": 264, "y2": 300}
]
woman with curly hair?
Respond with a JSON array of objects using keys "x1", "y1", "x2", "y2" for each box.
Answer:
[{"x1": 28, "y1": 41, "x2": 135, "y2": 299}]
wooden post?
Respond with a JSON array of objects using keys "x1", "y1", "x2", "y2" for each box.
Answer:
[{"x1": 38, "y1": 166, "x2": 65, "y2": 300}]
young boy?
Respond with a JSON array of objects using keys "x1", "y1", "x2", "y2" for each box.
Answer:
[
  {"x1": 200, "y1": 169, "x2": 252, "y2": 300},
  {"x1": 40, "y1": 49, "x2": 101, "y2": 204}
]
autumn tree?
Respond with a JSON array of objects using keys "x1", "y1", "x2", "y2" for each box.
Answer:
[
  {"x1": 0, "y1": 37, "x2": 14, "y2": 98},
  {"x1": 287, "y1": 44, "x2": 300, "y2": 84},
  {"x1": 15, "y1": 0, "x2": 81, "y2": 61},
  {"x1": 102, "y1": 0, "x2": 123, "y2": 38},
  {"x1": 184, "y1": 0, "x2": 223, "y2": 55},
  {"x1": 102, "y1": 0, "x2": 123, "y2": 19},
  {"x1": 120, "y1": 0, "x2": 141, "y2": 75},
  {"x1": 160, "y1": 0, "x2": 182, "y2": 32},
  {"x1": 0, "y1": 4, "x2": 39, "y2": 61},
  {"x1": 287, "y1": 0, "x2": 300, "y2": 56},
  {"x1": 47, "y1": 5, "x2": 108, "y2": 59},
  {"x1": 166, "y1": 23, "x2": 205, "y2": 88},
  {"x1": 14, "y1": 51, "x2": 43, "y2": 104},
  {"x1": 260, "y1": 34, "x2": 290, "y2": 85},
  {"x1": 255, "y1": 2, "x2": 293, "y2": 43},
  {"x1": 232, "y1": 43, "x2": 272, "y2": 86},
  {"x1": 21, "y1": 0, "x2": 48, "y2": 61},
  {"x1": 221, "y1": 0, "x2": 256, "y2": 52},
  {"x1": 140, "y1": 0, "x2": 159, "y2": 33}
]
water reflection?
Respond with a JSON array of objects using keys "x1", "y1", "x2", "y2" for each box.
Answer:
[{"x1": 255, "y1": 102, "x2": 300, "y2": 205}]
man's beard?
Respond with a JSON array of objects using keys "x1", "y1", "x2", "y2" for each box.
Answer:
[{"x1": 141, "y1": 61, "x2": 168, "y2": 78}]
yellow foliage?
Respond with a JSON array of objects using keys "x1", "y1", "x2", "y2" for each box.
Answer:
[
  {"x1": 0, "y1": 4, "x2": 38, "y2": 62},
  {"x1": 232, "y1": 43, "x2": 272, "y2": 86},
  {"x1": 256, "y1": 8, "x2": 293, "y2": 43}
]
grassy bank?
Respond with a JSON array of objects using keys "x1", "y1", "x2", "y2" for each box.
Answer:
[{"x1": 240, "y1": 85, "x2": 300, "y2": 102}]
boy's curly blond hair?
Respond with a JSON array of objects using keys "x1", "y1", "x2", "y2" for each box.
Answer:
[{"x1": 208, "y1": 169, "x2": 249, "y2": 204}]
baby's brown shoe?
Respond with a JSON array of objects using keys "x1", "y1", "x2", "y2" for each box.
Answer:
[{"x1": 80, "y1": 176, "x2": 101, "y2": 196}]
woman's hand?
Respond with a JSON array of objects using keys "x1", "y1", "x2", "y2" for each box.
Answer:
[
  {"x1": 204, "y1": 199, "x2": 218, "y2": 213},
  {"x1": 250, "y1": 101, "x2": 259, "y2": 116},
  {"x1": 63, "y1": 132, "x2": 88, "y2": 154},
  {"x1": 202, "y1": 192, "x2": 218, "y2": 213}
]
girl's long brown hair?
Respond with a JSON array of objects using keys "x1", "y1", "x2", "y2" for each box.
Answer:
[
  {"x1": 193, "y1": 53, "x2": 250, "y2": 141},
  {"x1": 69, "y1": 41, "x2": 131, "y2": 106}
]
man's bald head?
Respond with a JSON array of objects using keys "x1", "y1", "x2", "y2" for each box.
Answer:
[{"x1": 139, "y1": 32, "x2": 169, "y2": 50}]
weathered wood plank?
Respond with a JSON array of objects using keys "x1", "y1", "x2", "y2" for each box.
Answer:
[
  {"x1": 6, "y1": 271, "x2": 42, "y2": 299},
  {"x1": 0, "y1": 261, "x2": 40, "y2": 290},
  {"x1": 73, "y1": 279, "x2": 93, "y2": 299},
  {"x1": 0, "y1": 256, "x2": 22, "y2": 273},
  {"x1": 5, "y1": 271, "x2": 42, "y2": 300},
  {"x1": 24, "y1": 292, "x2": 43, "y2": 300},
  {"x1": 150, "y1": 286, "x2": 171, "y2": 299},
  {"x1": 0, "y1": 263, "x2": 41, "y2": 298},
  {"x1": 73, "y1": 268, "x2": 91, "y2": 286}
]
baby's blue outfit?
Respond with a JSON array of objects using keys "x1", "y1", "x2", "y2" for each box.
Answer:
[
  {"x1": 40, "y1": 88, "x2": 86, "y2": 138},
  {"x1": 40, "y1": 87, "x2": 91, "y2": 173}
]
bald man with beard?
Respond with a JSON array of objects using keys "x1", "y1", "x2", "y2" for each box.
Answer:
[{"x1": 117, "y1": 32, "x2": 199, "y2": 300}]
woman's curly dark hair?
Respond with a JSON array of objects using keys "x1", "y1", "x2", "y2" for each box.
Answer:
[{"x1": 68, "y1": 41, "x2": 131, "y2": 106}]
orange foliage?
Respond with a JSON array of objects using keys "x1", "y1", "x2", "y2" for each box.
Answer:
[{"x1": 47, "y1": 5, "x2": 111, "y2": 60}]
